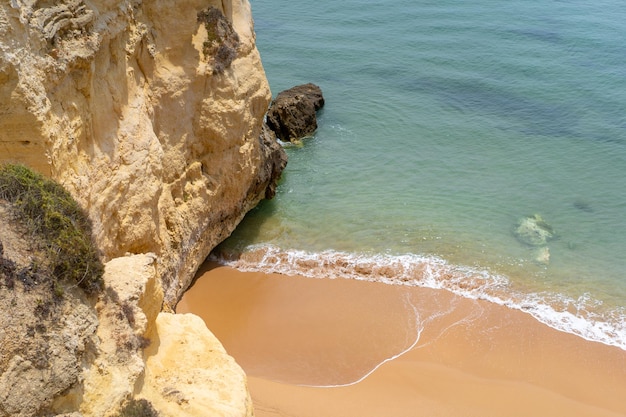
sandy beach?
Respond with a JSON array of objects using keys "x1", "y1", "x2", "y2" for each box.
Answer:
[{"x1": 177, "y1": 263, "x2": 626, "y2": 417}]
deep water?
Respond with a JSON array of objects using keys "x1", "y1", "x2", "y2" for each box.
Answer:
[{"x1": 216, "y1": 0, "x2": 626, "y2": 348}]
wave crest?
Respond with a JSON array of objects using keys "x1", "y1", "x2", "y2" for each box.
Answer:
[{"x1": 211, "y1": 244, "x2": 626, "y2": 350}]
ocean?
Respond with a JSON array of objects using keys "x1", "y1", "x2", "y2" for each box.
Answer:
[{"x1": 213, "y1": 0, "x2": 626, "y2": 349}]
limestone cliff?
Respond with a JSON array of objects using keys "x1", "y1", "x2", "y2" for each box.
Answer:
[
  {"x1": 1, "y1": 1, "x2": 285, "y2": 415},
  {"x1": 138, "y1": 313, "x2": 254, "y2": 417},
  {"x1": 1, "y1": 185, "x2": 255, "y2": 416},
  {"x1": 0, "y1": 0, "x2": 286, "y2": 309},
  {"x1": 80, "y1": 255, "x2": 253, "y2": 417}
]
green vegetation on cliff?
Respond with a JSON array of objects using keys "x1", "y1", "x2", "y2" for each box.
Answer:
[
  {"x1": 0, "y1": 163, "x2": 103, "y2": 294},
  {"x1": 118, "y1": 399, "x2": 160, "y2": 417},
  {"x1": 197, "y1": 6, "x2": 239, "y2": 73}
]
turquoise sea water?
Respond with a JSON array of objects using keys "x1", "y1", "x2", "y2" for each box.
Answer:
[{"x1": 215, "y1": 0, "x2": 626, "y2": 348}]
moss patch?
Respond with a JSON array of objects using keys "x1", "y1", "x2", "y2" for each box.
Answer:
[
  {"x1": 117, "y1": 399, "x2": 159, "y2": 417},
  {"x1": 197, "y1": 6, "x2": 240, "y2": 74},
  {"x1": 0, "y1": 163, "x2": 103, "y2": 294}
]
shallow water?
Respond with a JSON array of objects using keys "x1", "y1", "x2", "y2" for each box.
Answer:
[{"x1": 214, "y1": 0, "x2": 626, "y2": 348}]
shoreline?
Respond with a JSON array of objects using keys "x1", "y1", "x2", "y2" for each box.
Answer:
[
  {"x1": 210, "y1": 245, "x2": 626, "y2": 351},
  {"x1": 177, "y1": 262, "x2": 626, "y2": 416}
]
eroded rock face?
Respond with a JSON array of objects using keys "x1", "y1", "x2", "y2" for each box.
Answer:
[
  {"x1": 137, "y1": 313, "x2": 254, "y2": 417},
  {"x1": 1, "y1": 2, "x2": 281, "y2": 415},
  {"x1": 0, "y1": 285, "x2": 98, "y2": 417},
  {"x1": 73, "y1": 255, "x2": 254, "y2": 417},
  {"x1": 0, "y1": 0, "x2": 286, "y2": 309},
  {"x1": 266, "y1": 83, "x2": 325, "y2": 142},
  {"x1": 0, "y1": 202, "x2": 98, "y2": 417},
  {"x1": 23, "y1": 0, "x2": 95, "y2": 41},
  {"x1": 77, "y1": 254, "x2": 161, "y2": 417}
]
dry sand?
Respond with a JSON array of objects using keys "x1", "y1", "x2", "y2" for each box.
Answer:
[{"x1": 177, "y1": 263, "x2": 626, "y2": 417}]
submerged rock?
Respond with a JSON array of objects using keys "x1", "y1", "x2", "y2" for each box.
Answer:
[
  {"x1": 266, "y1": 83, "x2": 325, "y2": 142},
  {"x1": 533, "y1": 246, "x2": 551, "y2": 266},
  {"x1": 573, "y1": 200, "x2": 594, "y2": 213},
  {"x1": 514, "y1": 214, "x2": 555, "y2": 247}
]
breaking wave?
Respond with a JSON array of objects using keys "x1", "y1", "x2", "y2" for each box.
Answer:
[{"x1": 211, "y1": 244, "x2": 626, "y2": 351}]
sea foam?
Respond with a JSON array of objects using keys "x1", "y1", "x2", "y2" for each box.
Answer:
[{"x1": 211, "y1": 244, "x2": 626, "y2": 351}]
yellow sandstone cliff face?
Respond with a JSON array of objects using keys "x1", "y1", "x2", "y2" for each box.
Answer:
[
  {"x1": 72, "y1": 255, "x2": 252, "y2": 417},
  {"x1": 138, "y1": 313, "x2": 255, "y2": 417},
  {"x1": 0, "y1": 0, "x2": 285, "y2": 309},
  {"x1": 1, "y1": 1, "x2": 284, "y2": 415}
]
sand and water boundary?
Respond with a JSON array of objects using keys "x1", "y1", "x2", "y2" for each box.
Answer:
[{"x1": 177, "y1": 262, "x2": 626, "y2": 417}]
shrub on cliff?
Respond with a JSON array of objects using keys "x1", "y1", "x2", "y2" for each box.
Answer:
[
  {"x1": 197, "y1": 6, "x2": 239, "y2": 74},
  {"x1": 117, "y1": 399, "x2": 159, "y2": 417},
  {"x1": 0, "y1": 163, "x2": 103, "y2": 294}
]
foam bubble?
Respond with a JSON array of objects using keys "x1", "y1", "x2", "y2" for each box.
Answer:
[{"x1": 211, "y1": 244, "x2": 626, "y2": 351}]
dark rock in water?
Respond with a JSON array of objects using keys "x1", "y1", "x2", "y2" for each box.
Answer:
[
  {"x1": 514, "y1": 214, "x2": 555, "y2": 246},
  {"x1": 266, "y1": 83, "x2": 325, "y2": 142},
  {"x1": 573, "y1": 200, "x2": 594, "y2": 213},
  {"x1": 258, "y1": 123, "x2": 288, "y2": 199}
]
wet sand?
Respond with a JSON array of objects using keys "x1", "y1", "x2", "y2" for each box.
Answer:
[{"x1": 177, "y1": 263, "x2": 626, "y2": 417}]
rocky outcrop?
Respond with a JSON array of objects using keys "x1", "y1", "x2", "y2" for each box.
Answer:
[
  {"x1": 0, "y1": 0, "x2": 286, "y2": 309},
  {"x1": 1, "y1": 0, "x2": 285, "y2": 415},
  {"x1": 77, "y1": 254, "x2": 252, "y2": 417},
  {"x1": 0, "y1": 279, "x2": 98, "y2": 417},
  {"x1": 137, "y1": 313, "x2": 254, "y2": 417},
  {"x1": 0, "y1": 235, "x2": 251, "y2": 417},
  {"x1": 0, "y1": 200, "x2": 98, "y2": 417},
  {"x1": 266, "y1": 83, "x2": 325, "y2": 142},
  {"x1": 76, "y1": 254, "x2": 160, "y2": 417}
]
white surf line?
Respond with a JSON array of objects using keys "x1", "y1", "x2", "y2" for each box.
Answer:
[
  {"x1": 296, "y1": 294, "x2": 424, "y2": 389},
  {"x1": 219, "y1": 252, "x2": 626, "y2": 352}
]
